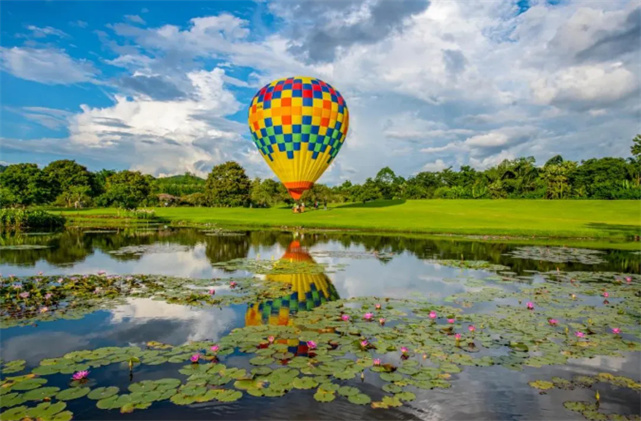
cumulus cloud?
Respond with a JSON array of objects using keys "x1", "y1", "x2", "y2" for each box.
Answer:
[
  {"x1": 3, "y1": 0, "x2": 639, "y2": 179},
  {"x1": 0, "y1": 47, "x2": 97, "y2": 84},
  {"x1": 67, "y1": 67, "x2": 245, "y2": 176},
  {"x1": 110, "y1": 298, "x2": 238, "y2": 342},
  {"x1": 531, "y1": 64, "x2": 638, "y2": 109},
  {"x1": 275, "y1": 0, "x2": 430, "y2": 63}
]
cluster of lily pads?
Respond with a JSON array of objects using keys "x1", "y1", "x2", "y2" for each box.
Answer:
[
  {"x1": 211, "y1": 257, "x2": 344, "y2": 275},
  {"x1": 1, "y1": 253, "x2": 640, "y2": 420},
  {"x1": 505, "y1": 246, "x2": 607, "y2": 265},
  {"x1": 1, "y1": 266, "x2": 640, "y2": 420},
  {"x1": 0, "y1": 272, "x2": 294, "y2": 328},
  {"x1": 529, "y1": 372, "x2": 640, "y2": 421}
]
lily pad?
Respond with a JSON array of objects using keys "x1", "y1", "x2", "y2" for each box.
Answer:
[
  {"x1": 87, "y1": 386, "x2": 120, "y2": 400},
  {"x1": 56, "y1": 387, "x2": 90, "y2": 401},
  {"x1": 348, "y1": 393, "x2": 371, "y2": 405},
  {"x1": 292, "y1": 377, "x2": 319, "y2": 390},
  {"x1": 23, "y1": 387, "x2": 61, "y2": 401}
]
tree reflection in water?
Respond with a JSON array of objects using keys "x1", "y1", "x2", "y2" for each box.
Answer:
[{"x1": 0, "y1": 228, "x2": 638, "y2": 273}]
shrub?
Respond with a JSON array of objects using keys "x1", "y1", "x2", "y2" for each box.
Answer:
[{"x1": 0, "y1": 209, "x2": 65, "y2": 230}]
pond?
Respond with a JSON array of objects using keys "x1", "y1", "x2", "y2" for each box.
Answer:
[{"x1": 1, "y1": 228, "x2": 639, "y2": 420}]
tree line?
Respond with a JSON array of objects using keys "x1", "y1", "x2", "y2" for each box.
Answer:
[{"x1": 1, "y1": 136, "x2": 639, "y2": 209}]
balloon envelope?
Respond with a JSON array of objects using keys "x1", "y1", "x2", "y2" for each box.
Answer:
[{"x1": 248, "y1": 76, "x2": 349, "y2": 199}]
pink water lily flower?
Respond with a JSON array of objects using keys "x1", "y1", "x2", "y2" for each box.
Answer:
[
  {"x1": 612, "y1": 328, "x2": 621, "y2": 334},
  {"x1": 447, "y1": 318, "x2": 455, "y2": 324},
  {"x1": 468, "y1": 325, "x2": 476, "y2": 332},
  {"x1": 72, "y1": 370, "x2": 89, "y2": 381},
  {"x1": 190, "y1": 354, "x2": 200, "y2": 363},
  {"x1": 454, "y1": 333, "x2": 461, "y2": 340},
  {"x1": 400, "y1": 347, "x2": 408, "y2": 354},
  {"x1": 40, "y1": 307, "x2": 48, "y2": 313},
  {"x1": 57, "y1": 278, "x2": 64, "y2": 283},
  {"x1": 19, "y1": 292, "x2": 29, "y2": 299},
  {"x1": 548, "y1": 319, "x2": 558, "y2": 326},
  {"x1": 379, "y1": 318, "x2": 386, "y2": 325},
  {"x1": 626, "y1": 277, "x2": 632, "y2": 283},
  {"x1": 360, "y1": 340, "x2": 369, "y2": 348},
  {"x1": 267, "y1": 336, "x2": 275, "y2": 343},
  {"x1": 229, "y1": 281, "x2": 237, "y2": 287},
  {"x1": 526, "y1": 302, "x2": 534, "y2": 310},
  {"x1": 12, "y1": 284, "x2": 22, "y2": 290},
  {"x1": 341, "y1": 314, "x2": 350, "y2": 321},
  {"x1": 97, "y1": 270, "x2": 106, "y2": 275},
  {"x1": 44, "y1": 293, "x2": 52, "y2": 300},
  {"x1": 307, "y1": 341, "x2": 317, "y2": 349},
  {"x1": 575, "y1": 331, "x2": 585, "y2": 338},
  {"x1": 375, "y1": 303, "x2": 381, "y2": 310},
  {"x1": 208, "y1": 288, "x2": 216, "y2": 295},
  {"x1": 429, "y1": 311, "x2": 437, "y2": 319},
  {"x1": 373, "y1": 359, "x2": 381, "y2": 366},
  {"x1": 364, "y1": 313, "x2": 373, "y2": 320},
  {"x1": 603, "y1": 291, "x2": 609, "y2": 298},
  {"x1": 211, "y1": 345, "x2": 219, "y2": 352}
]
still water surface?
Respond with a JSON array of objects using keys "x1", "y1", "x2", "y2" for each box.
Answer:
[{"x1": 1, "y1": 228, "x2": 639, "y2": 420}]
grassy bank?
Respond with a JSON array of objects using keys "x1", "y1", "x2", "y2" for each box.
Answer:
[{"x1": 58, "y1": 200, "x2": 641, "y2": 246}]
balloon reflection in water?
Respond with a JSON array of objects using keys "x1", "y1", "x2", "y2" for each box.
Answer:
[{"x1": 245, "y1": 240, "x2": 339, "y2": 356}]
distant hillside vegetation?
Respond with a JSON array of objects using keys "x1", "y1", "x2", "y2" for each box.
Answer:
[{"x1": 151, "y1": 173, "x2": 206, "y2": 196}]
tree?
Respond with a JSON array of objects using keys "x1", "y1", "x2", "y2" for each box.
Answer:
[
  {"x1": 97, "y1": 170, "x2": 151, "y2": 209},
  {"x1": 572, "y1": 157, "x2": 630, "y2": 198},
  {"x1": 250, "y1": 178, "x2": 287, "y2": 207},
  {"x1": 43, "y1": 160, "x2": 96, "y2": 206},
  {"x1": 205, "y1": 161, "x2": 251, "y2": 207},
  {"x1": 374, "y1": 167, "x2": 405, "y2": 199},
  {"x1": 351, "y1": 178, "x2": 382, "y2": 202},
  {"x1": 544, "y1": 155, "x2": 564, "y2": 167},
  {"x1": 54, "y1": 185, "x2": 93, "y2": 208},
  {"x1": 542, "y1": 161, "x2": 577, "y2": 199},
  {"x1": 300, "y1": 183, "x2": 333, "y2": 204},
  {"x1": 0, "y1": 163, "x2": 52, "y2": 206},
  {"x1": 631, "y1": 134, "x2": 641, "y2": 160},
  {"x1": 93, "y1": 169, "x2": 116, "y2": 196}
]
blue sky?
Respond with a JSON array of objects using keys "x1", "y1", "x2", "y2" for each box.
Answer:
[{"x1": 1, "y1": 0, "x2": 639, "y2": 183}]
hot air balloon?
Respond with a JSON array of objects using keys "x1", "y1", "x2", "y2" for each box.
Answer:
[
  {"x1": 245, "y1": 240, "x2": 339, "y2": 327},
  {"x1": 248, "y1": 76, "x2": 349, "y2": 200}
]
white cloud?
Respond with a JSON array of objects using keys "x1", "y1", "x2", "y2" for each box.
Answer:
[
  {"x1": 3, "y1": 0, "x2": 639, "y2": 180},
  {"x1": 68, "y1": 67, "x2": 244, "y2": 176},
  {"x1": 421, "y1": 159, "x2": 449, "y2": 172},
  {"x1": 23, "y1": 25, "x2": 69, "y2": 38},
  {"x1": 110, "y1": 297, "x2": 237, "y2": 342},
  {"x1": 531, "y1": 64, "x2": 638, "y2": 108},
  {"x1": 0, "y1": 47, "x2": 96, "y2": 84},
  {"x1": 124, "y1": 14, "x2": 146, "y2": 25},
  {"x1": 19, "y1": 106, "x2": 72, "y2": 130}
]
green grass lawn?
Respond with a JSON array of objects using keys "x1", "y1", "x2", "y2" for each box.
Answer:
[{"x1": 60, "y1": 199, "x2": 641, "y2": 242}]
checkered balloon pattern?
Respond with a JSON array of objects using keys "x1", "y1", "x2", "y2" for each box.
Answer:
[{"x1": 248, "y1": 76, "x2": 349, "y2": 197}]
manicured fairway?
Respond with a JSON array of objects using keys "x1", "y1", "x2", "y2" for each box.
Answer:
[{"x1": 61, "y1": 199, "x2": 640, "y2": 240}]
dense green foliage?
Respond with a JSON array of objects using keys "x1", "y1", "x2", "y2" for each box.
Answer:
[
  {"x1": 151, "y1": 173, "x2": 205, "y2": 197},
  {"x1": 1, "y1": 137, "x2": 639, "y2": 208},
  {"x1": 95, "y1": 171, "x2": 152, "y2": 209},
  {"x1": 205, "y1": 162, "x2": 251, "y2": 207},
  {"x1": 0, "y1": 209, "x2": 65, "y2": 230}
]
